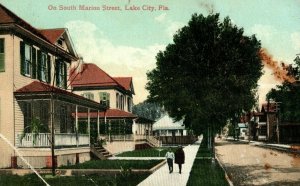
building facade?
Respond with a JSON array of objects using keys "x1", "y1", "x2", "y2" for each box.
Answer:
[{"x1": 0, "y1": 4, "x2": 105, "y2": 168}]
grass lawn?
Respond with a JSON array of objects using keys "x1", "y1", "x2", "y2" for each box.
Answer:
[
  {"x1": 60, "y1": 159, "x2": 162, "y2": 170},
  {"x1": 196, "y1": 147, "x2": 212, "y2": 157},
  {"x1": 116, "y1": 147, "x2": 177, "y2": 157},
  {"x1": 0, "y1": 172, "x2": 150, "y2": 186},
  {"x1": 187, "y1": 159, "x2": 229, "y2": 186},
  {"x1": 187, "y1": 142, "x2": 229, "y2": 186},
  {"x1": 0, "y1": 155, "x2": 164, "y2": 186}
]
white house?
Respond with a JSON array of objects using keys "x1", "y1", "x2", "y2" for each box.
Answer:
[{"x1": 152, "y1": 114, "x2": 187, "y2": 137}]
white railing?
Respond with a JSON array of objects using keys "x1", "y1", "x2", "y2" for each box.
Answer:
[
  {"x1": 108, "y1": 134, "x2": 134, "y2": 141},
  {"x1": 147, "y1": 136, "x2": 162, "y2": 147},
  {"x1": 17, "y1": 133, "x2": 90, "y2": 147},
  {"x1": 134, "y1": 135, "x2": 147, "y2": 141}
]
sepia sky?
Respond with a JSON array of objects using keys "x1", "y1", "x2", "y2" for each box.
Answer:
[{"x1": 1, "y1": 0, "x2": 300, "y2": 105}]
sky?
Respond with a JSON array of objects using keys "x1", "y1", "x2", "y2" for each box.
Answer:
[{"x1": 1, "y1": 0, "x2": 300, "y2": 105}]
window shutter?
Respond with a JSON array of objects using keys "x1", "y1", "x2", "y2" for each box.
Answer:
[
  {"x1": 37, "y1": 50, "x2": 41, "y2": 80},
  {"x1": 99, "y1": 92, "x2": 104, "y2": 101},
  {"x1": 20, "y1": 41, "x2": 25, "y2": 75},
  {"x1": 106, "y1": 93, "x2": 110, "y2": 107},
  {"x1": 63, "y1": 62, "x2": 67, "y2": 89},
  {"x1": 47, "y1": 55, "x2": 51, "y2": 84},
  {"x1": 32, "y1": 48, "x2": 37, "y2": 79},
  {"x1": 0, "y1": 39, "x2": 4, "y2": 72},
  {"x1": 90, "y1": 93, "x2": 94, "y2": 100},
  {"x1": 55, "y1": 59, "x2": 59, "y2": 86}
]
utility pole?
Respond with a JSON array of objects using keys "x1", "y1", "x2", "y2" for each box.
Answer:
[{"x1": 275, "y1": 102, "x2": 281, "y2": 144}]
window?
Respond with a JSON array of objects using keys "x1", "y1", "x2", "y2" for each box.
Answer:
[
  {"x1": 100, "y1": 92, "x2": 110, "y2": 107},
  {"x1": 38, "y1": 52, "x2": 50, "y2": 83},
  {"x1": 0, "y1": 38, "x2": 5, "y2": 72},
  {"x1": 20, "y1": 41, "x2": 37, "y2": 78},
  {"x1": 57, "y1": 39, "x2": 63, "y2": 46},
  {"x1": 24, "y1": 44, "x2": 32, "y2": 76},
  {"x1": 116, "y1": 93, "x2": 119, "y2": 108},
  {"x1": 81, "y1": 92, "x2": 94, "y2": 100},
  {"x1": 55, "y1": 59, "x2": 67, "y2": 89},
  {"x1": 120, "y1": 95, "x2": 124, "y2": 110},
  {"x1": 127, "y1": 97, "x2": 132, "y2": 112}
]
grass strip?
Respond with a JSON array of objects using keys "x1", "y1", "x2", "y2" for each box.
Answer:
[
  {"x1": 60, "y1": 159, "x2": 162, "y2": 170},
  {"x1": 116, "y1": 147, "x2": 177, "y2": 157},
  {"x1": 0, "y1": 173, "x2": 150, "y2": 186},
  {"x1": 187, "y1": 159, "x2": 229, "y2": 186}
]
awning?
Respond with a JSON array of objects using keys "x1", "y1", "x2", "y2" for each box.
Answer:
[
  {"x1": 14, "y1": 81, "x2": 106, "y2": 111},
  {"x1": 76, "y1": 109, "x2": 137, "y2": 119}
]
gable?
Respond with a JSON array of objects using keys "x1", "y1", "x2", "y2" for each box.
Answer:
[
  {"x1": 39, "y1": 28, "x2": 77, "y2": 57},
  {"x1": 114, "y1": 77, "x2": 135, "y2": 95}
]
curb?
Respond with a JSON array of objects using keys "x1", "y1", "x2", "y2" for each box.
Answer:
[
  {"x1": 149, "y1": 160, "x2": 166, "y2": 172},
  {"x1": 0, "y1": 160, "x2": 166, "y2": 176},
  {"x1": 215, "y1": 156, "x2": 234, "y2": 186}
]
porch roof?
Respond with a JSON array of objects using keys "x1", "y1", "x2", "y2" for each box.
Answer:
[
  {"x1": 14, "y1": 81, "x2": 106, "y2": 111},
  {"x1": 77, "y1": 109, "x2": 137, "y2": 119}
]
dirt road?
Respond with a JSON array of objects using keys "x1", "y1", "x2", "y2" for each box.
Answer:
[{"x1": 216, "y1": 140, "x2": 300, "y2": 186}]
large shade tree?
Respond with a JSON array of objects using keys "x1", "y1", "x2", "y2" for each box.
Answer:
[
  {"x1": 146, "y1": 13, "x2": 263, "y2": 140},
  {"x1": 266, "y1": 56, "x2": 300, "y2": 122}
]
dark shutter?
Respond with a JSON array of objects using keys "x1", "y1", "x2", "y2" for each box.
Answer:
[
  {"x1": 47, "y1": 55, "x2": 51, "y2": 84},
  {"x1": 32, "y1": 48, "x2": 37, "y2": 79},
  {"x1": 55, "y1": 59, "x2": 59, "y2": 86},
  {"x1": 37, "y1": 50, "x2": 41, "y2": 81},
  {"x1": 0, "y1": 38, "x2": 4, "y2": 72},
  {"x1": 20, "y1": 41, "x2": 25, "y2": 75},
  {"x1": 63, "y1": 62, "x2": 67, "y2": 89}
]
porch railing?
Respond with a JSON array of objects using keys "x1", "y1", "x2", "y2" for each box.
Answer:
[
  {"x1": 147, "y1": 136, "x2": 162, "y2": 147},
  {"x1": 17, "y1": 133, "x2": 90, "y2": 148}
]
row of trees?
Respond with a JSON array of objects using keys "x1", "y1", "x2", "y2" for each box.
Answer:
[
  {"x1": 146, "y1": 13, "x2": 263, "y2": 145},
  {"x1": 267, "y1": 56, "x2": 300, "y2": 122}
]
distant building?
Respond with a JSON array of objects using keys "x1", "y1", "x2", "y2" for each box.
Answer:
[
  {"x1": 152, "y1": 114, "x2": 187, "y2": 137},
  {"x1": 152, "y1": 114, "x2": 196, "y2": 145}
]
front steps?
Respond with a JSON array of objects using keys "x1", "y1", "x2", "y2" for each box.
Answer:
[{"x1": 91, "y1": 145, "x2": 112, "y2": 160}]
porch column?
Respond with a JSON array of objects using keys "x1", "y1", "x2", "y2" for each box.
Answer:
[
  {"x1": 88, "y1": 108, "x2": 90, "y2": 146},
  {"x1": 97, "y1": 110, "x2": 100, "y2": 139},
  {"x1": 75, "y1": 105, "x2": 78, "y2": 147}
]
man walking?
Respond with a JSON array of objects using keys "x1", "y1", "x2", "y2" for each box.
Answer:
[
  {"x1": 175, "y1": 145, "x2": 185, "y2": 174},
  {"x1": 165, "y1": 148, "x2": 174, "y2": 173}
]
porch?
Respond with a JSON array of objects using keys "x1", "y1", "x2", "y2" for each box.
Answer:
[
  {"x1": 14, "y1": 81, "x2": 107, "y2": 149},
  {"x1": 17, "y1": 133, "x2": 89, "y2": 148}
]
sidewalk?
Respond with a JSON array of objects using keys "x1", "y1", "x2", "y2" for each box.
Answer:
[
  {"x1": 231, "y1": 138, "x2": 299, "y2": 153},
  {"x1": 138, "y1": 139, "x2": 202, "y2": 186}
]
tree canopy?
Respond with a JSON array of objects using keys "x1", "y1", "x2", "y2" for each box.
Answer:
[
  {"x1": 146, "y1": 13, "x2": 263, "y2": 134},
  {"x1": 266, "y1": 56, "x2": 300, "y2": 122},
  {"x1": 132, "y1": 101, "x2": 164, "y2": 121}
]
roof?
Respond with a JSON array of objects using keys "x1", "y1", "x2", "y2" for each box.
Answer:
[
  {"x1": 70, "y1": 63, "x2": 119, "y2": 87},
  {"x1": 39, "y1": 28, "x2": 65, "y2": 44},
  {"x1": 70, "y1": 63, "x2": 134, "y2": 94},
  {"x1": 76, "y1": 109, "x2": 137, "y2": 119},
  {"x1": 14, "y1": 81, "x2": 105, "y2": 110},
  {"x1": 0, "y1": 4, "x2": 77, "y2": 60},
  {"x1": 152, "y1": 114, "x2": 185, "y2": 130},
  {"x1": 114, "y1": 77, "x2": 132, "y2": 91},
  {"x1": 0, "y1": 4, "x2": 49, "y2": 42}
]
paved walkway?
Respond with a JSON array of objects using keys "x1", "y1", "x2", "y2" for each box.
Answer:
[
  {"x1": 138, "y1": 138, "x2": 202, "y2": 186},
  {"x1": 108, "y1": 157, "x2": 165, "y2": 160}
]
